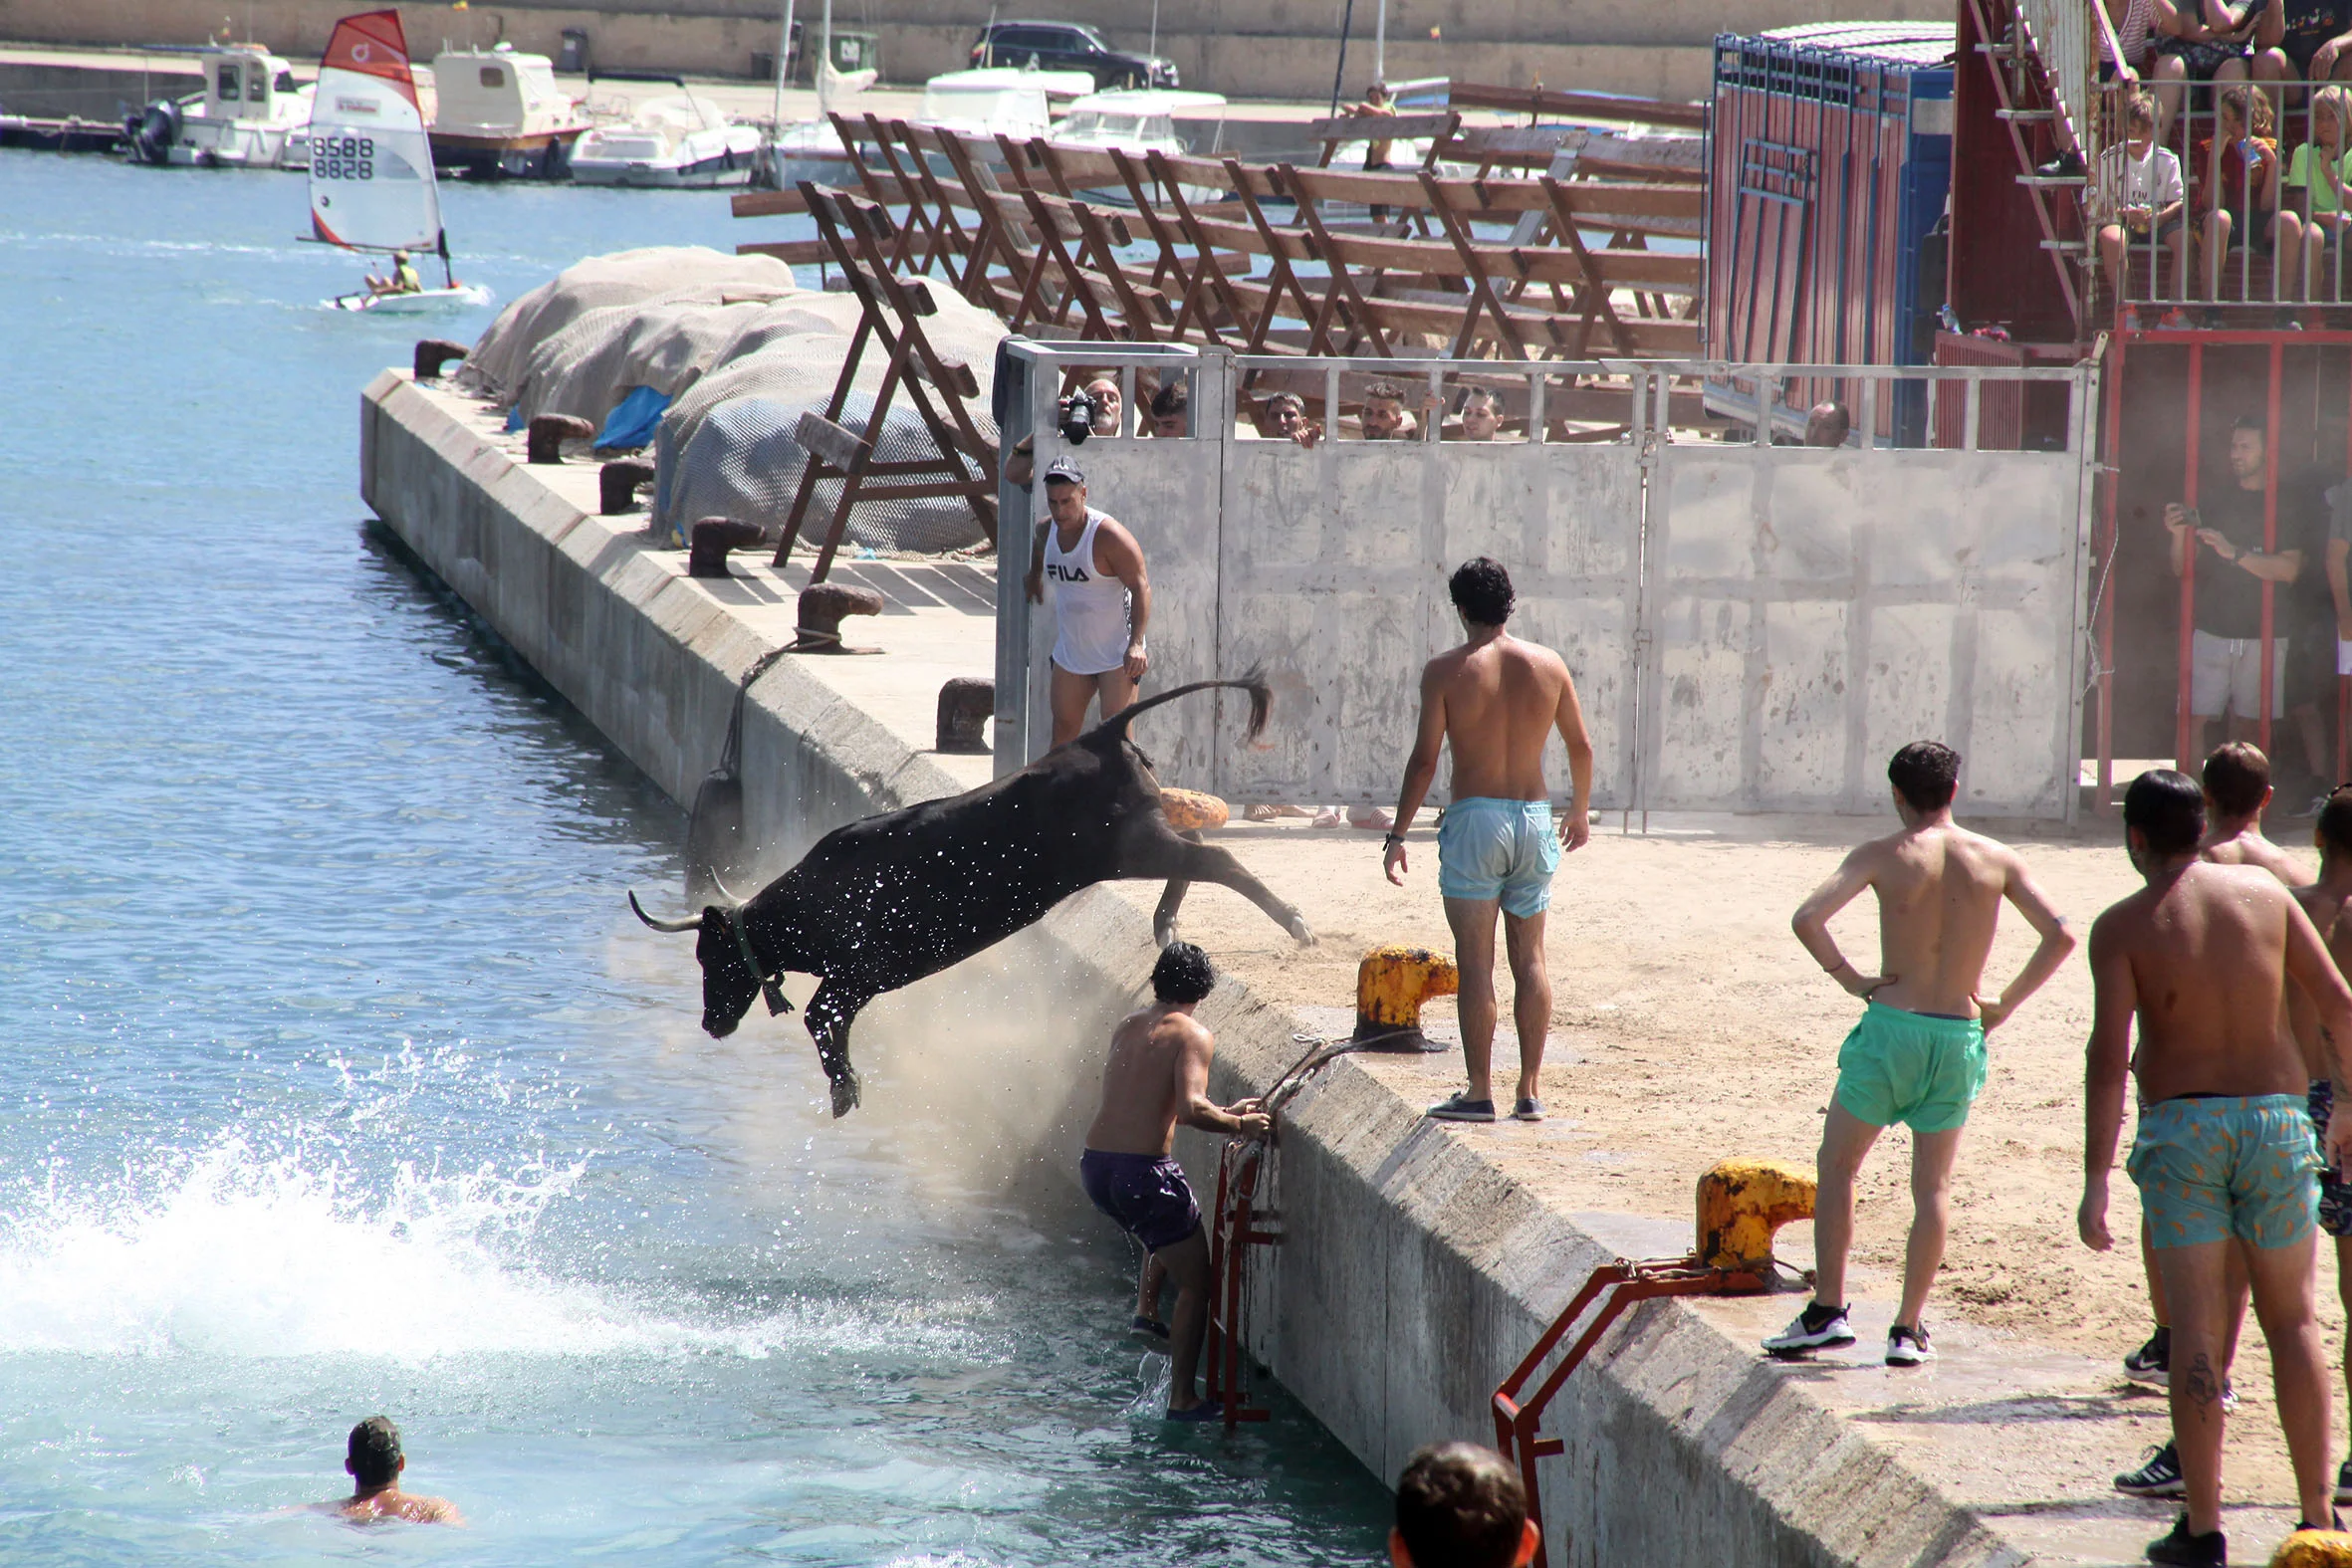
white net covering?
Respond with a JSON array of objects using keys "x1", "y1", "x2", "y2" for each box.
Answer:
[{"x1": 457, "y1": 246, "x2": 801, "y2": 399}]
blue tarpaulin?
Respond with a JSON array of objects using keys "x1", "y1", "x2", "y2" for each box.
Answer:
[{"x1": 595, "y1": 385, "x2": 670, "y2": 452}]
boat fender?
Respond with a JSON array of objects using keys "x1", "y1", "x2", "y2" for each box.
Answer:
[
  {"x1": 526, "y1": 414, "x2": 595, "y2": 463},
  {"x1": 412, "y1": 338, "x2": 468, "y2": 380}
]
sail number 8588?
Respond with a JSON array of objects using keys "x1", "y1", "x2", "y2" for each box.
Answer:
[{"x1": 315, "y1": 135, "x2": 376, "y2": 179}]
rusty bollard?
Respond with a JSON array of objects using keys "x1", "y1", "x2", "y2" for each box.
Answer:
[
  {"x1": 599, "y1": 458, "x2": 656, "y2": 516},
  {"x1": 413, "y1": 338, "x2": 468, "y2": 380},
  {"x1": 1352, "y1": 945, "x2": 1460, "y2": 1051},
  {"x1": 935, "y1": 677, "x2": 995, "y2": 752},
  {"x1": 789, "y1": 582, "x2": 884, "y2": 652},
  {"x1": 688, "y1": 518, "x2": 765, "y2": 578},
  {"x1": 527, "y1": 414, "x2": 595, "y2": 464}
]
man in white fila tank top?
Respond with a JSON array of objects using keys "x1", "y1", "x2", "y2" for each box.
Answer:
[{"x1": 1023, "y1": 459, "x2": 1153, "y2": 746}]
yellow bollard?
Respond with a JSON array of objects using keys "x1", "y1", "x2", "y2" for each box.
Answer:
[
  {"x1": 1160, "y1": 787, "x2": 1230, "y2": 832},
  {"x1": 1696, "y1": 1159, "x2": 1817, "y2": 1271},
  {"x1": 1352, "y1": 945, "x2": 1460, "y2": 1051},
  {"x1": 2275, "y1": 1531, "x2": 2352, "y2": 1567}
]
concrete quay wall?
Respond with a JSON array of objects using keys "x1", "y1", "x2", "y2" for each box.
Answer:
[{"x1": 359, "y1": 368, "x2": 2026, "y2": 1568}]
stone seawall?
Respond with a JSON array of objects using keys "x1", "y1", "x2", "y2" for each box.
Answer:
[{"x1": 360, "y1": 367, "x2": 2065, "y2": 1568}]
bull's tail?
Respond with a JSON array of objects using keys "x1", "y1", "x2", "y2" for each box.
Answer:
[{"x1": 1099, "y1": 668, "x2": 1271, "y2": 744}]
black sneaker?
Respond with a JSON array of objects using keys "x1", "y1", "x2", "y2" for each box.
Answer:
[
  {"x1": 2336, "y1": 1457, "x2": 2352, "y2": 1505},
  {"x1": 2116, "y1": 1442, "x2": 2187, "y2": 1498},
  {"x1": 1886, "y1": 1322, "x2": 1934, "y2": 1367},
  {"x1": 2145, "y1": 1513, "x2": 2225, "y2": 1566},
  {"x1": 2124, "y1": 1327, "x2": 2170, "y2": 1385},
  {"x1": 1763, "y1": 1301, "x2": 1854, "y2": 1356},
  {"x1": 2296, "y1": 1509, "x2": 2347, "y2": 1532},
  {"x1": 2036, "y1": 150, "x2": 2087, "y2": 178}
]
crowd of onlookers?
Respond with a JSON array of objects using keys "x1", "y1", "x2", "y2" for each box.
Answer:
[{"x1": 2086, "y1": 0, "x2": 2352, "y2": 324}]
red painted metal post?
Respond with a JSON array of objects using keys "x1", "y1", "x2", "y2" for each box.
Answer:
[
  {"x1": 2261, "y1": 341, "x2": 2281, "y2": 754},
  {"x1": 2342, "y1": 373, "x2": 2351, "y2": 782},
  {"x1": 2179, "y1": 344, "x2": 2204, "y2": 767},
  {"x1": 2099, "y1": 336, "x2": 2127, "y2": 810}
]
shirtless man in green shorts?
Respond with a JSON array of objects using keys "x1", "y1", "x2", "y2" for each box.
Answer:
[
  {"x1": 1764, "y1": 742, "x2": 2076, "y2": 1367},
  {"x1": 1383, "y1": 558, "x2": 1593, "y2": 1123},
  {"x1": 2082, "y1": 770, "x2": 2352, "y2": 1566}
]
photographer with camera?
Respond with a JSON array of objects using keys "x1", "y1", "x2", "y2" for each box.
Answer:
[{"x1": 1025, "y1": 458, "x2": 1152, "y2": 747}]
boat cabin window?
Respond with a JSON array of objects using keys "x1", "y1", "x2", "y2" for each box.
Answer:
[
  {"x1": 275, "y1": 70, "x2": 296, "y2": 93},
  {"x1": 479, "y1": 65, "x2": 506, "y2": 89},
  {"x1": 217, "y1": 63, "x2": 241, "y2": 101},
  {"x1": 247, "y1": 64, "x2": 269, "y2": 102}
]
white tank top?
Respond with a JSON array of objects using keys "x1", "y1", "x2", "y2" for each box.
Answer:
[{"x1": 1042, "y1": 508, "x2": 1134, "y2": 676}]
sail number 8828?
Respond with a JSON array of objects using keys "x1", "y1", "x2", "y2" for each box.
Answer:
[{"x1": 315, "y1": 135, "x2": 375, "y2": 179}]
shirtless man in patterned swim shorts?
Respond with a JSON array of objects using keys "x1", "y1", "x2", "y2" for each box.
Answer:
[{"x1": 2082, "y1": 769, "x2": 2352, "y2": 1566}]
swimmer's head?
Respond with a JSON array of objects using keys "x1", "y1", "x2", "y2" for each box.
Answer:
[
  {"x1": 1449, "y1": 557, "x2": 1514, "y2": 628},
  {"x1": 2202, "y1": 741, "x2": 2272, "y2": 818},
  {"x1": 1393, "y1": 1442, "x2": 1534, "y2": 1568},
  {"x1": 2319, "y1": 785, "x2": 2352, "y2": 861},
  {"x1": 1887, "y1": 741, "x2": 1960, "y2": 814},
  {"x1": 1151, "y1": 941, "x2": 1216, "y2": 1005},
  {"x1": 347, "y1": 1416, "x2": 402, "y2": 1488},
  {"x1": 2125, "y1": 769, "x2": 2206, "y2": 861}
]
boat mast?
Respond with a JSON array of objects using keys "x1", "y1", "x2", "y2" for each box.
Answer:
[
  {"x1": 771, "y1": 0, "x2": 796, "y2": 132},
  {"x1": 817, "y1": 0, "x2": 832, "y2": 119},
  {"x1": 438, "y1": 229, "x2": 454, "y2": 289},
  {"x1": 1373, "y1": 0, "x2": 1385, "y2": 85}
]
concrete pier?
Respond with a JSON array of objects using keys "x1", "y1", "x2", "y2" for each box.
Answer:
[{"x1": 362, "y1": 368, "x2": 2300, "y2": 1567}]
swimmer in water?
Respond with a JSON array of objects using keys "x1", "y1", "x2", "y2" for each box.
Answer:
[
  {"x1": 1764, "y1": 741, "x2": 2075, "y2": 1368},
  {"x1": 1079, "y1": 942, "x2": 1270, "y2": 1421},
  {"x1": 321, "y1": 1416, "x2": 463, "y2": 1525}
]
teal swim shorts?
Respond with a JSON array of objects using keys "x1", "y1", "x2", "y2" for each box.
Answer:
[
  {"x1": 1437, "y1": 797, "x2": 1560, "y2": 918},
  {"x1": 2129, "y1": 1093, "x2": 2320, "y2": 1250},
  {"x1": 1831, "y1": 1002, "x2": 1988, "y2": 1133}
]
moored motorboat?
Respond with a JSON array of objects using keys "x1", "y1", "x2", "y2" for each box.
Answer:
[
  {"x1": 426, "y1": 43, "x2": 589, "y2": 179},
  {"x1": 571, "y1": 86, "x2": 762, "y2": 188},
  {"x1": 912, "y1": 65, "x2": 1091, "y2": 140},
  {"x1": 123, "y1": 44, "x2": 314, "y2": 170}
]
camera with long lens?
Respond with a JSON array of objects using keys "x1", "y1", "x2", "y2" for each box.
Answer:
[{"x1": 1058, "y1": 388, "x2": 1098, "y2": 445}]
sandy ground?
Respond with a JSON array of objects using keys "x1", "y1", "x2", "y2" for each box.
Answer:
[{"x1": 1094, "y1": 806, "x2": 2352, "y2": 1519}]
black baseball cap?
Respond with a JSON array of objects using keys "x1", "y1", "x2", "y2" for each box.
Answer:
[{"x1": 1043, "y1": 457, "x2": 1085, "y2": 486}]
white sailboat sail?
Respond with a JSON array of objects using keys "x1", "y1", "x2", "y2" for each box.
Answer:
[{"x1": 308, "y1": 10, "x2": 440, "y2": 255}]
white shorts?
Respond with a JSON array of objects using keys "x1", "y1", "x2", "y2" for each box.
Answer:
[
  {"x1": 2190, "y1": 629, "x2": 2288, "y2": 719},
  {"x1": 2338, "y1": 636, "x2": 2352, "y2": 677}
]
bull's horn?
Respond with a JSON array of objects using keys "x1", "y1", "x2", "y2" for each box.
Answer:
[
  {"x1": 710, "y1": 871, "x2": 753, "y2": 907},
  {"x1": 628, "y1": 890, "x2": 705, "y2": 933}
]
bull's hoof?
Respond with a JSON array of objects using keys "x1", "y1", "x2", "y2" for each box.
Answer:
[
  {"x1": 829, "y1": 1070, "x2": 862, "y2": 1118},
  {"x1": 1288, "y1": 914, "x2": 1316, "y2": 946}
]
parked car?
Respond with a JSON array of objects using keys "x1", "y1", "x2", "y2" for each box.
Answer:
[{"x1": 968, "y1": 22, "x2": 1176, "y2": 90}]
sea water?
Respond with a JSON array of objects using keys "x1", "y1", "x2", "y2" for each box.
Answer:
[{"x1": 0, "y1": 156, "x2": 1388, "y2": 1563}]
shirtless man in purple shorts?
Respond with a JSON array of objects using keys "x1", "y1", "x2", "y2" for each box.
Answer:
[{"x1": 1079, "y1": 942, "x2": 1270, "y2": 1420}]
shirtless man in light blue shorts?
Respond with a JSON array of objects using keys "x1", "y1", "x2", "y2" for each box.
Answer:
[{"x1": 1383, "y1": 557, "x2": 1592, "y2": 1123}]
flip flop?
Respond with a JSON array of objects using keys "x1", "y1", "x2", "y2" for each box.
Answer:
[
  {"x1": 1165, "y1": 1400, "x2": 1225, "y2": 1423},
  {"x1": 1130, "y1": 1314, "x2": 1171, "y2": 1349}
]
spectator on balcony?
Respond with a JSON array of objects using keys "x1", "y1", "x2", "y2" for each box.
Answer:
[
  {"x1": 1361, "y1": 381, "x2": 1419, "y2": 441},
  {"x1": 1804, "y1": 401, "x2": 1853, "y2": 446},
  {"x1": 2095, "y1": 92, "x2": 2191, "y2": 327},
  {"x1": 2195, "y1": 85, "x2": 2293, "y2": 321},
  {"x1": 2108, "y1": 0, "x2": 2200, "y2": 141},
  {"x1": 1453, "y1": 387, "x2": 1504, "y2": 441},
  {"x1": 2252, "y1": 0, "x2": 2352, "y2": 114},
  {"x1": 2287, "y1": 85, "x2": 2352, "y2": 300},
  {"x1": 1261, "y1": 391, "x2": 1319, "y2": 447},
  {"x1": 2165, "y1": 415, "x2": 2305, "y2": 768},
  {"x1": 2145, "y1": 0, "x2": 2265, "y2": 135},
  {"x1": 1147, "y1": 379, "x2": 1188, "y2": 439}
]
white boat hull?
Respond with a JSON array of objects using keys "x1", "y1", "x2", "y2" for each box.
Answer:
[
  {"x1": 164, "y1": 119, "x2": 303, "y2": 169},
  {"x1": 329, "y1": 284, "x2": 494, "y2": 313},
  {"x1": 569, "y1": 149, "x2": 756, "y2": 187}
]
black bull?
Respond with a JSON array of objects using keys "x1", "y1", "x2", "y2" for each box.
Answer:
[{"x1": 628, "y1": 675, "x2": 1315, "y2": 1117}]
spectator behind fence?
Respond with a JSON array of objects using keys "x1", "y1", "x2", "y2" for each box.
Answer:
[
  {"x1": 1804, "y1": 401, "x2": 1852, "y2": 447},
  {"x1": 1362, "y1": 381, "x2": 1418, "y2": 441},
  {"x1": 2282, "y1": 469, "x2": 2338, "y2": 808},
  {"x1": 2164, "y1": 415, "x2": 2304, "y2": 769},
  {"x1": 1390, "y1": 1444, "x2": 1538, "y2": 1568},
  {"x1": 1455, "y1": 387, "x2": 1503, "y2": 441},
  {"x1": 1263, "y1": 391, "x2": 1318, "y2": 447},
  {"x1": 2104, "y1": 0, "x2": 2195, "y2": 142},
  {"x1": 2257, "y1": 0, "x2": 2352, "y2": 97},
  {"x1": 2287, "y1": 86, "x2": 2352, "y2": 301},
  {"x1": 322, "y1": 1416, "x2": 462, "y2": 1525},
  {"x1": 1148, "y1": 379, "x2": 1189, "y2": 439},
  {"x1": 2096, "y1": 92, "x2": 2191, "y2": 326},
  {"x1": 2195, "y1": 85, "x2": 2292, "y2": 320},
  {"x1": 1082, "y1": 374, "x2": 1126, "y2": 437}
]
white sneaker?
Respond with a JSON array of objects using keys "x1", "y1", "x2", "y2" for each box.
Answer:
[
  {"x1": 1763, "y1": 1302, "x2": 1854, "y2": 1356},
  {"x1": 1886, "y1": 1323, "x2": 1934, "y2": 1367}
]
